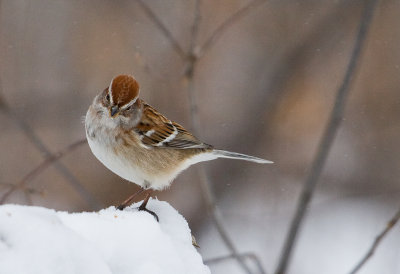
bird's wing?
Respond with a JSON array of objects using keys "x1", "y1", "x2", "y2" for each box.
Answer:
[{"x1": 134, "y1": 102, "x2": 212, "y2": 149}]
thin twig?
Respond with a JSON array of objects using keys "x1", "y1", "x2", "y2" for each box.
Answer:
[
  {"x1": 136, "y1": 0, "x2": 186, "y2": 60},
  {"x1": 220, "y1": 0, "x2": 359, "y2": 160},
  {"x1": 348, "y1": 206, "x2": 400, "y2": 274},
  {"x1": 0, "y1": 93, "x2": 101, "y2": 209},
  {"x1": 184, "y1": 1, "x2": 258, "y2": 273},
  {"x1": 0, "y1": 139, "x2": 86, "y2": 204},
  {"x1": 196, "y1": 167, "x2": 254, "y2": 274},
  {"x1": 0, "y1": 0, "x2": 99, "y2": 209},
  {"x1": 0, "y1": 183, "x2": 33, "y2": 204},
  {"x1": 198, "y1": 0, "x2": 267, "y2": 57},
  {"x1": 275, "y1": 1, "x2": 379, "y2": 273},
  {"x1": 205, "y1": 252, "x2": 266, "y2": 274},
  {"x1": 0, "y1": 182, "x2": 43, "y2": 200},
  {"x1": 189, "y1": 0, "x2": 201, "y2": 56}
]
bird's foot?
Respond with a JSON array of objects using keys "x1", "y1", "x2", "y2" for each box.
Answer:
[
  {"x1": 116, "y1": 204, "x2": 126, "y2": 210},
  {"x1": 138, "y1": 193, "x2": 159, "y2": 222},
  {"x1": 116, "y1": 188, "x2": 146, "y2": 210}
]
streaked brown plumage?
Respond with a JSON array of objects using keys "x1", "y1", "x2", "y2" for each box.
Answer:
[{"x1": 85, "y1": 74, "x2": 272, "y2": 215}]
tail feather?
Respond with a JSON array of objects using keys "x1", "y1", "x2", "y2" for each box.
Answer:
[{"x1": 212, "y1": 150, "x2": 273, "y2": 164}]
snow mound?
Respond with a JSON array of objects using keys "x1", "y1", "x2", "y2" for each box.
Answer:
[{"x1": 0, "y1": 199, "x2": 210, "y2": 274}]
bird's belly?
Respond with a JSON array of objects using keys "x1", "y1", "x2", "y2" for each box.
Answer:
[
  {"x1": 87, "y1": 137, "x2": 147, "y2": 187},
  {"x1": 87, "y1": 136, "x2": 178, "y2": 190}
]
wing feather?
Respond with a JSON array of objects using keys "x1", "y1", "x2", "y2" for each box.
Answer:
[{"x1": 134, "y1": 101, "x2": 212, "y2": 150}]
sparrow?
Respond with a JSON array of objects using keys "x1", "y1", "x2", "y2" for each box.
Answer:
[{"x1": 85, "y1": 74, "x2": 272, "y2": 220}]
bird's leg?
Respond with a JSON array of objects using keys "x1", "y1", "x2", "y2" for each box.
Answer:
[
  {"x1": 117, "y1": 188, "x2": 146, "y2": 210},
  {"x1": 138, "y1": 192, "x2": 159, "y2": 222}
]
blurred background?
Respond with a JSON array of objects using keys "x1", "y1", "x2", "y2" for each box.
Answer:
[{"x1": 1, "y1": 0, "x2": 399, "y2": 273}]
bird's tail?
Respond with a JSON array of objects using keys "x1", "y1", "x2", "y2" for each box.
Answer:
[{"x1": 212, "y1": 150, "x2": 273, "y2": 164}]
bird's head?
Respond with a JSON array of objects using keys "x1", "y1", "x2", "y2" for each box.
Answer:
[
  {"x1": 105, "y1": 74, "x2": 140, "y2": 118},
  {"x1": 90, "y1": 74, "x2": 142, "y2": 130}
]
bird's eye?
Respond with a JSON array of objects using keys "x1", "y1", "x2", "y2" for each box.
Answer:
[
  {"x1": 126, "y1": 106, "x2": 132, "y2": 111},
  {"x1": 105, "y1": 94, "x2": 110, "y2": 101}
]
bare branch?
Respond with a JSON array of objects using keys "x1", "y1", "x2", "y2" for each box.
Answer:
[
  {"x1": 220, "y1": 0, "x2": 361, "y2": 159},
  {"x1": 183, "y1": 1, "x2": 259, "y2": 273},
  {"x1": 205, "y1": 252, "x2": 267, "y2": 274},
  {"x1": 136, "y1": 0, "x2": 186, "y2": 60},
  {"x1": 189, "y1": 0, "x2": 201, "y2": 54},
  {"x1": 0, "y1": 0, "x2": 98, "y2": 208},
  {"x1": 0, "y1": 139, "x2": 86, "y2": 204},
  {"x1": 0, "y1": 182, "x2": 43, "y2": 198},
  {"x1": 0, "y1": 92, "x2": 101, "y2": 209},
  {"x1": 196, "y1": 167, "x2": 254, "y2": 274},
  {"x1": 275, "y1": 1, "x2": 379, "y2": 273},
  {"x1": 0, "y1": 183, "x2": 34, "y2": 204},
  {"x1": 348, "y1": 206, "x2": 400, "y2": 274},
  {"x1": 198, "y1": 0, "x2": 267, "y2": 57}
]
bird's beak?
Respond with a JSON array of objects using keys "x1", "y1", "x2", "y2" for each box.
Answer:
[{"x1": 110, "y1": 105, "x2": 119, "y2": 117}]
